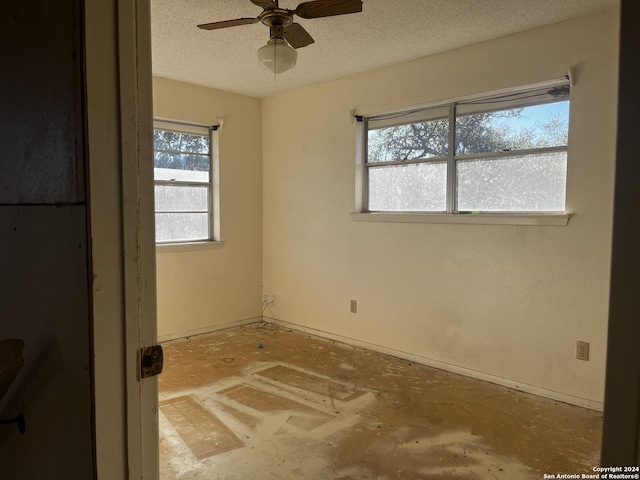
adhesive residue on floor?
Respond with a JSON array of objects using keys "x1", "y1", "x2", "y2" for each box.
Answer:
[{"x1": 158, "y1": 325, "x2": 602, "y2": 480}]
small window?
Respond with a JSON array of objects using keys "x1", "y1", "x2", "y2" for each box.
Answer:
[
  {"x1": 153, "y1": 120, "x2": 218, "y2": 244},
  {"x1": 360, "y1": 82, "x2": 570, "y2": 214}
]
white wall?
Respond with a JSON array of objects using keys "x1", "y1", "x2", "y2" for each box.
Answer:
[
  {"x1": 262, "y1": 10, "x2": 619, "y2": 409},
  {"x1": 153, "y1": 78, "x2": 263, "y2": 340}
]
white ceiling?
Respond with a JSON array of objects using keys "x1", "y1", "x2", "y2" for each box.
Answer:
[{"x1": 151, "y1": 0, "x2": 618, "y2": 98}]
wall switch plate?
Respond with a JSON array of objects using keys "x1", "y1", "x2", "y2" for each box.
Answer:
[
  {"x1": 576, "y1": 341, "x2": 590, "y2": 361},
  {"x1": 350, "y1": 300, "x2": 357, "y2": 314}
]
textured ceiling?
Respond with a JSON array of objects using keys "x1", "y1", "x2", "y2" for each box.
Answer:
[{"x1": 151, "y1": 0, "x2": 618, "y2": 98}]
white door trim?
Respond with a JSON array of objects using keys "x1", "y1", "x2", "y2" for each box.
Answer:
[
  {"x1": 86, "y1": 0, "x2": 158, "y2": 477},
  {"x1": 118, "y1": 0, "x2": 159, "y2": 477}
]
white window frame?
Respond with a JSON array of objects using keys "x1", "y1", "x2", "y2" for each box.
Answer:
[
  {"x1": 153, "y1": 119, "x2": 222, "y2": 248},
  {"x1": 353, "y1": 79, "x2": 572, "y2": 226}
]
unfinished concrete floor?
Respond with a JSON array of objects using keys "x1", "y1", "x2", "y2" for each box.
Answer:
[{"x1": 158, "y1": 324, "x2": 602, "y2": 480}]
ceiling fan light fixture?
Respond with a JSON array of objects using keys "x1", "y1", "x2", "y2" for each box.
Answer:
[{"x1": 257, "y1": 38, "x2": 297, "y2": 74}]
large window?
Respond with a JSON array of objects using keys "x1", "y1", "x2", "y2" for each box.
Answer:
[
  {"x1": 153, "y1": 120, "x2": 218, "y2": 244},
  {"x1": 361, "y1": 82, "x2": 570, "y2": 214}
]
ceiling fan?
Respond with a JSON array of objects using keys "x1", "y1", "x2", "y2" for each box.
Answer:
[{"x1": 197, "y1": 0, "x2": 364, "y2": 74}]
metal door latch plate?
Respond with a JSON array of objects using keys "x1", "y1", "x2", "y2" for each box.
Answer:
[{"x1": 140, "y1": 345, "x2": 163, "y2": 378}]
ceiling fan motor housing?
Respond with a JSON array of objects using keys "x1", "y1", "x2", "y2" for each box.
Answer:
[{"x1": 259, "y1": 9, "x2": 294, "y2": 28}]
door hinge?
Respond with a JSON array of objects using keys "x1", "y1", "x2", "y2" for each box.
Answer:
[{"x1": 140, "y1": 345, "x2": 163, "y2": 379}]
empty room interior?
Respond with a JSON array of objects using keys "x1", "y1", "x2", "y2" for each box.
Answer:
[{"x1": 151, "y1": 1, "x2": 622, "y2": 478}]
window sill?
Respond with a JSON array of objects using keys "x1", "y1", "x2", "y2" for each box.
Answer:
[
  {"x1": 156, "y1": 240, "x2": 225, "y2": 253},
  {"x1": 350, "y1": 212, "x2": 570, "y2": 226}
]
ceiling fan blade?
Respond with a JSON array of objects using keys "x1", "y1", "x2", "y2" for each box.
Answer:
[
  {"x1": 197, "y1": 18, "x2": 259, "y2": 31},
  {"x1": 250, "y1": 0, "x2": 276, "y2": 8},
  {"x1": 294, "y1": 0, "x2": 363, "y2": 19},
  {"x1": 284, "y1": 23, "x2": 315, "y2": 49}
]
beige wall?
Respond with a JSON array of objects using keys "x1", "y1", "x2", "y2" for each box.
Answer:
[
  {"x1": 262, "y1": 10, "x2": 619, "y2": 409},
  {"x1": 153, "y1": 78, "x2": 263, "y2": 340}
]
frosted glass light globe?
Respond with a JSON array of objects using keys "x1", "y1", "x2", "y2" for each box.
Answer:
[{"x1": 257, "y1": 39, "x2": 297, "y2": 74}]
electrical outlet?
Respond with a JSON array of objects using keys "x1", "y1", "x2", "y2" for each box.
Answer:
[
  {"x1": 576, "y1": 341, "x2": 590, "y2": 361},
  {"x1": 350, "y1": 300, "x2": 357, "y2": 314}
]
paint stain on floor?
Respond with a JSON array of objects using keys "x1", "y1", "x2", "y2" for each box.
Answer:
[{"x1": 158, "y1": 325, "x2": 602, "y2": 479}]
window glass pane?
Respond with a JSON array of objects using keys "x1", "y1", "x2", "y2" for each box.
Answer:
[
  {"x1": 153, "y1": 130, "x2": 180, "y2": 151},
  {"x1": 368, "y1": 162, "x2": 447, "y2": 211},
  {"x1": 155, "y1": 213, "x2": 209, "y2": 243},
  {"x1": 367, "y1": 117, "x2": 449, "y2": 163},
  {"x1": 154, "y1": 167, "x2": 209, "y2": 183},
  {"x1": 154, "y1": 185, "x2": 209, "y2": 212},
  {"x1": 154, "y1": 130, "x2": 209, "y2": 154},
  {"x1": 455, "y1": 101, "x2": 569, "y2": 155},
  {"x1": 153, "y1": 152, "x2": 210, "y2": 182},
  {"x1": 180, "y1": 133, "x2": 209, "y2": 154},
  {"x1": 456, "y1": 151, "x2": 567, "y2": 211}
]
